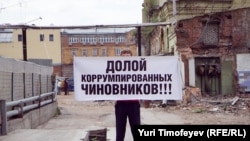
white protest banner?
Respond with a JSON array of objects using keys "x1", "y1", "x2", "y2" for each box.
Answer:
[{"x1": 74, "y1": 56, "x2": 183, "y2": 101}]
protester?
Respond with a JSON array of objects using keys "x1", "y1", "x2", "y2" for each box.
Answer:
[{"x1": 115, "y1": 49, "x2": 141, "y2": 141}]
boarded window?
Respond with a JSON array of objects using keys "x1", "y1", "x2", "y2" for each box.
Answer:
[{"x1": 201, "y1": 23, "x2": 219, "y2": 46}]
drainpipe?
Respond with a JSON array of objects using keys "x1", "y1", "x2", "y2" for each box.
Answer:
[
  {"x1": 137, "y1": 27, "x2": 141, "y2": 56},
  {"x1": 173, "y1": 0, "x2": 177, "y2": 24},
  {"x1": 22, "y1": 27, "x2": 27, "y2": 61}
]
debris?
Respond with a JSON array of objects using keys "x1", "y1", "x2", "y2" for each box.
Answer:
[
  {"x1": 182, "y1": 86, "x2": 202, "y2": 105},
  {"x1": 193, "y1": 108, "x2": 206, "y2": 113},
  {"x1": 208, "y1": 107, "x2": 219, "y2": 112},
  {"x1": 82, "y1": 128, "x2": 108, "y2": 141},
  {"x1": 231, "y1": 96, "x2": 239, "y2": 105},
  {"x1": 143, "y1": 100, "x2": 151, "y2": 108}
]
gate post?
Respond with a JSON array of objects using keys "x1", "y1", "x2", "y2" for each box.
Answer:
[{"x1": 0, "y1": 100, "x2": 7, "y2": 135}]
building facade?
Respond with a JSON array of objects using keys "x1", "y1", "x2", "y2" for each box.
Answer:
[
  {"x1": 176, "y1": 8, "x2": 250, "y2": 95},
  {"x1": 142, "y1": 0, "x2": 233, "y2": 56},
  {"x1": 0, "y1": 28, "x2": 62, "y2": 75},
  {"x1": 141, "y1": 0, "x2": 250, "y2": 96},
  {"x1": 61, "y1": 28, "x2": 138, "y2": 77}
]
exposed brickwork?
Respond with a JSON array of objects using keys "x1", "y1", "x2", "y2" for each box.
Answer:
[
  {"x1": 176, "y1": 8, "x2": 250, "y2": 94},
  {"x1": 177, "y1": 8, "x2": 250, "y2": 53}
]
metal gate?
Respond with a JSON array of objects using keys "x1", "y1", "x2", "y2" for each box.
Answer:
[{"x1": 195, "y1": 57, "x2": 221, "y2": 95}]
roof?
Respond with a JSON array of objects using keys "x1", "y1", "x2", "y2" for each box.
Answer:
[
  {"x1": 61, "y1": 28, "x2": 132, "y2": 35},
  {"x1": 0, "y1": 22, "x2": 172, "y2": 29}
]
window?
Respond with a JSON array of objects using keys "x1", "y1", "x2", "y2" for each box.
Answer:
[
  {"x1": 93, "y1": 37, "x2": 97, "y2": 44},
  {"x1": 49, "y1": 34, "x2": 54, "y2": 41},
  {"x1": 40, "y1": 34, "x2": 44, "y2": 41},
  {"x1": 101, "y1": 49, "x2": 107, "y2": 56},
  {"x1": 118, "y1": 36, "x2": 122, "y2": 42},
  {"x1": 18, "y1": 34, "x2": 23, "y2": 42},
  {"x1": 201, "y1": 23, "x2": 219, "y2": 46},
  {"x1": 82, "y1": 49, "x2": 87, "y2": 57},
  {"x1": 99, "y1": 36, "x2": 104, "y2": 44},
  {"x1": 90, "y1": 36, "x2": 96, "y2": 44},
  {"x1": 69, "y1": 37, "x2": 73, "y2": 44},
  {"x1": 81, "y1": 37, "x2": 86, "y2": 45},
  {"x1": 0, "y1": 29, "x2": 13, "y2": 42},
  {"x1": 72, "y1": 49, "x2": 77, "y2": 56},
  {"x1": 92, "y1": 48, "x2": 98, "y2": 56},
  {"x1": 115, "y1": 48, "x2": 121, "y2": 56},
  {"x1": 73, "y1": 37, "x2": 78, "y2": 43},
  {"x1": 86, "y1": 37, "x2": 89, "y2": 43}
]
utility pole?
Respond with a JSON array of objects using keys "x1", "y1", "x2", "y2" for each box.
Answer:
[
  {"x1": 0, "y1": 22, "x2": 171, "y2": 60},
  {"x1": 22, "y1": 17, "x2": 42, "y2": 61},
  {"x1": 22, "y1": 27, "x2": 27, "y2": 61}
]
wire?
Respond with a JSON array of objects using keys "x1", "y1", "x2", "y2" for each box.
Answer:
[
  {"x1": 41, "y1": 29, "x2": 51, "y2": 59},
  {"x1": 0, "y1": 0, "x2": 32, "y2": 11},
  {"x1": 37, "y1": 21, "x2": 50, "y2": 59},
  {"x1": 25, "y1": 17, "x2": 42, "y2": 24}
]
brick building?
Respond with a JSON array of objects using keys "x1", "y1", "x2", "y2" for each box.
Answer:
[
  {"x1": 176, "y1": 8, "x2": 250, "y2": 95},
  {"x1": 142, "y1": 0, "x2": 250, "y2": 96},
  {"x1": 141, "y1": 0, "x2": 233, "y2": 56},
  {"x1": 61, "y1": 28, "x2": 138, "y2": 77}
]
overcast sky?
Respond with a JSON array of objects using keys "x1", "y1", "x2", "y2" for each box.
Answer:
[{"x1": 0, "y1": 0, "x2": 143, "y2": 26}]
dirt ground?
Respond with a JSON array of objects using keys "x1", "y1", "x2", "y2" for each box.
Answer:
[
  {"x1": 1, "y1": 93, "x2": 249, "y2": 141},
  {"x1": 36, "y1": 92, "x2": 250, "y2": 140},
  {"x1": 156, "y1": 96, "x2": 250, "y2": 125}
]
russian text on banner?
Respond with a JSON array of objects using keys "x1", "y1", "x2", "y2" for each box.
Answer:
[{"x1": 74, "y1": 56, "x2": 183, "y2": 101}]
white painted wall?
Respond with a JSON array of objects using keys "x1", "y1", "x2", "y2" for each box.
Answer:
[{"x1": 189, "y1": 58, "x2": 196, "y2": 86}]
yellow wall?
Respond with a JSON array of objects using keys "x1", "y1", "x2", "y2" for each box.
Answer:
[
  {"x1": 26, "y1": 29, "x2": 61, "y2": 64},
  {"x1": 0, "y1": 29, "x2": 23, "y2": 59},
  {"x1": 231, "y1": 0, "x2": 250, "y2": 9},
  {"x1": 0, "y1": 28, "x2": 61, "y2": 65}
]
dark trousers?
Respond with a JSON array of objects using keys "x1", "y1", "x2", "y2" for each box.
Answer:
[
  {"x1": 64, "y1": 87, "x2": 68, "y2": 95},
  {"x1": 115, "y1": 101, "x2": 140, "y2": 141}
]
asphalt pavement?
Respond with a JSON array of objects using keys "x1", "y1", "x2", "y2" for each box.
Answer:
[{"x1": 0, "y1": 95, "x2": 184, "y2": 141}]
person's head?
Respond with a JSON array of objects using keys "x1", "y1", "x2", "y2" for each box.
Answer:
[{"x1": 120, "y1": 49, "x2": 132, "y2": 56}]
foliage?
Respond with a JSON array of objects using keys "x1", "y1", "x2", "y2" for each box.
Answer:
[
  {"x1": 193, "y1": 108, "x2": 206, "y2": 113},
  {"x1": 53, "y1": 107, "x2": 61, "y2": 117}
]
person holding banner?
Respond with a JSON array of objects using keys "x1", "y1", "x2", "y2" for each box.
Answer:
[{"x1": 115, "y1": 49, "x2": 141, "y2": 141}]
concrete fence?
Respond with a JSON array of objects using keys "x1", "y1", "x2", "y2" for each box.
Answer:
[
  {"x1": 0, "y1": 57, "x2": 54, "y2": 101},
  {"x1": 0, "y1": 57, "x2": 58, "y2": 136}
]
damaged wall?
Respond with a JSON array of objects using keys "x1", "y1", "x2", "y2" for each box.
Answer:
[{"x1": 176, "y1": 8, "x2": 250, "y2": 95}]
